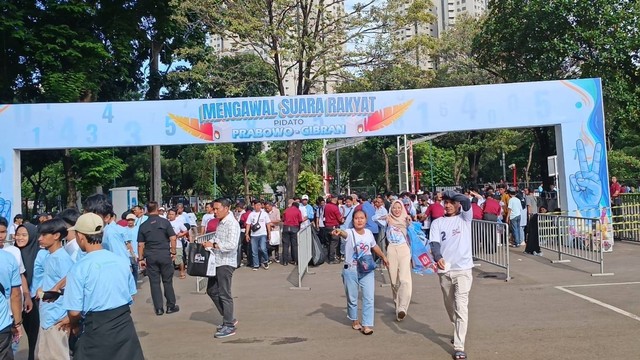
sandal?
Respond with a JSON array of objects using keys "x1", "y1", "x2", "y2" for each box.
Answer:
[
  {"x1": 453, "y1": 351, "x2": 467, "y2": 359},
  {"x1": 361, "y1": 328, "x2": 374, "y2": 335},
  {"x1": 351, "y1": 323, "x2": 362, "y2": 331}
]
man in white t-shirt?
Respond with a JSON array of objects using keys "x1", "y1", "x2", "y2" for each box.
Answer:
[
  {"x1": 506, "y1": 189, "x2": 523, "y2": 247},
  {"x1": 201, "y1": 202, "x2": 215, "y2": 234},
  {"x1": 168, "y1": 209, "x2": 189, "y2": 279},
  {"x1": 8, "y1": 214, "x2": 23, "y2": 241},
  {"x1": 244, "y1": 200, "x2": 272, "y2": 270},
  {"x1": 429, "y1": 190, "x2": 473, "y2": 360}
]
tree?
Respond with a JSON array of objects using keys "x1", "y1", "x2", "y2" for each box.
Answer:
[
  {"x1": 473, "y1": 0, "x2": 640, "y2": 187},
  {"x1": 172, "y1": 0, "x2": 436, "y2": 199}
]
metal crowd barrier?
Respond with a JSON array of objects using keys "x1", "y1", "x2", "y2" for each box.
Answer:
[
  {"x1": 471, "y1": 219, "x2": 510, "y2": 281},
  {"x1": 612, "y1": 193, "x2": 640, "y2": 242},
  {"x1": 290, "y1": 224, "x2": 314, "y2": 291},
  {"x1": 537, "y1": 214, "x2": 613, "y2": 276},
  {"x1": 193, "y1": 232, "x2": 216, "y2": 293}
]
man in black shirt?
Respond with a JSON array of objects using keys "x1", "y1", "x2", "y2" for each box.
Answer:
[{"x1": 137, "y1": 201, "x2": 180, "y2": 316}]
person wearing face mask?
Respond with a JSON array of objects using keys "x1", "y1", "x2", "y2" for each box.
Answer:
[{"x1": 429, "y1": 190, "x2": 474, "y2": 360}]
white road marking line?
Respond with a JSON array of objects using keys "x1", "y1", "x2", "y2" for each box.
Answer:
[
  {"x1": 560, "y1": 282, "x2": 640, "y2": 288},
  {"x1": 555, "y1": 286, "x2": 640, "y2": 322}
]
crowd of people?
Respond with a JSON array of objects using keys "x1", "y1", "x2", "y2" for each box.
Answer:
[{"x1": 0, "y1": 182, "x2": 552, "y2": 360}]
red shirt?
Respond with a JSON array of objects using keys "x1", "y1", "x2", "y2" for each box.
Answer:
[
  {"x1": 323, "y1": 202, "x2": 342, "y2": 227},
  {"x1": 282, "y1": 206, "x2": 303, "y2": 227},
  {"x1": 425, "y1": 203, "x2": 444, "y2": 221},
  {"x1": 206, "y1": 218, "x2": 220, "y2": 233},
  {"x1": 610, "y1": 182, "x2": 621, "y2": 198},
  {"x1": 483, "y1": 197, "x2": 501, "y2": 216},
  {"x1": 471, "y1": 203, "x2": 484, "y2": 220}
]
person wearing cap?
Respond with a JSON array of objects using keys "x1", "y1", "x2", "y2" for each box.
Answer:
[
  {"x1": 137, "y1": 201, "x2": 179, "y2": 316},
  {"x1": 83, "y1": 194, "x2": 131, "y2": 262},
  {"x1": 59, "y1": 213, "x2": 143, "y2": 360},
  {"x1": 300, "y1": 195, "x2": 314, "y2": 227},
  {"x1": 428, "y1": 190, "x2": 474, "y2": 360},
  {"x1": 158, "y1": 207, "x2": 167, "y2": 219},
  {"x1": 124, "y1": 213, "x2": 140, "y2": 282}
]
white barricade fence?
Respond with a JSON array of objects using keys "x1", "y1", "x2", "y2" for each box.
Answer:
[
  {"x1": 290, "y1": 224, "x2": 314, "y2": 290},
  {"x1": 537, "y1": 214, "x2": 613, "y2": 276},
  {"x1": 193, "y1": 232, "x2": 216, "y2": 293},
  {"x1": 471, "y1": 219, "x2": 510, "y2": 281}
]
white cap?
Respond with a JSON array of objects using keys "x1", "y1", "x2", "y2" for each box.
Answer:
[{"x1": 301, "y1": 195, "x2": 309, "y2": 200}]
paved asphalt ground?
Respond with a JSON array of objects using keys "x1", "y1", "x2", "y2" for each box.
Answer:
[{"x1": 16, "y1": 241, "x2": 640, "y2": 360}]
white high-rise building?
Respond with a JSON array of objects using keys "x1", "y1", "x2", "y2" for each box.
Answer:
[
  {"x1": 394, "y1": 0, "x2": 489, "y2": 70},
  {"x1": 209, "y1": 2, "x2": 345, "y2": 96}
]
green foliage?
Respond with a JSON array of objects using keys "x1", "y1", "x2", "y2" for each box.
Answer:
[
  {"x1": 414, "y1": 143, "x2": 456, "y2": 188},
  {"x1": 70, "y1": 150, "x2": 127, "y2": 195},
  {"x1": 296, "y1": 171, "x2": 323, "y2": 199},
  {"x1": 607, "y1": 150, "x2": 640, "y2": 183}
]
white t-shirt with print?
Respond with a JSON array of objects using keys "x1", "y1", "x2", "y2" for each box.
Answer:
[
  {"x1": 344, "y1": 229, "x2": 377, "y2": 266},
  {"x1": 386, "y1": 225, "x2": 408, "y2": 245},
  {"x1": 246, "y1": 210, "x2": 270, "y2": 237},
  {"x1": 170, "y1": 219, "x2": 188, "y2": 248},
  {"x1": 429, "y1": 208, "x2": 473, "y2": 271}
]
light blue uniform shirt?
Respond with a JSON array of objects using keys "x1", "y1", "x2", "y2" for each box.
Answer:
[
  {"x1": 30, "y1": 250, "x2": 49, "y2": 296},
  {"x1": 63, "y1": 249, "x2": 136, "y2": 315},
  {"x1": 124, "y1": 226, "x2": 139, "y2": 256},
  {"x1": 361, "y1": 201, "x2": 379, "y2": 234},
  {"x1": 40, "y1": 247, "x2": 74, "y2": 329},
  {"x1": 0, "y1": 251, "x2": 21, "y2": 330},
  {"x1": 102, "y1": 222, "x2": 131, "y2": 260},
  {"x1": 340, "y1": 205, "x2": 355, "y2": 230}
]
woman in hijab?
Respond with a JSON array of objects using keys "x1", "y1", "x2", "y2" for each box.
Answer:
[
  {"x1": 524, "y1": 206, "x2": 546, "y2": 256},
  {"x1": 384, "y1": 200, "x2": 413, "y2": 321},
  {"x1": 14, "y1": 223, "x2": 47, "y2": 360}
]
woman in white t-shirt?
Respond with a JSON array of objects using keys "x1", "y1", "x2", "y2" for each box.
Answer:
[
  {"x1": 168, "y1": 209, "x2": 189, "y2": 279},
  {"x1": 333, "y1": 210, "x2": 388, "y2": 336}
]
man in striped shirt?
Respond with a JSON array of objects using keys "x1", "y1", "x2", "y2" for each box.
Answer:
[{"x1": 202, "y1": 198, "x2": 240, "y2": 338}]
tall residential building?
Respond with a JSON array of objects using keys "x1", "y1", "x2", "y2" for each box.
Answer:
[
  {"x1": 395, "y1": 0, "x2": 489, "y2": 70},
  {"x1": 209, "y1": 2, "x2": 345, "y2": 96}
]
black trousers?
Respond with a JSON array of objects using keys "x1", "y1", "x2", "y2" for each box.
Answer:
[
  {"x1": 282, "y1": 229, "x2": 298, "y2": 264},
  {"x1": 146, "y1": 255, "x2": 176, "y2": 310},
  {"x1": 23, "y1": 298, "x2": 40, "y2": 360},
  {"x1": 75, "y1": 305, "x2": 144, "y2": 360},
  {"x1": 323, "y1": 226, "x2": 339, "y2": 262},
  {"x1": 0, "y1": 325, "x2": 12, "y2": 360},
  {"x1": 207, "y1": 266, "x2": 235, "y2": 327}
]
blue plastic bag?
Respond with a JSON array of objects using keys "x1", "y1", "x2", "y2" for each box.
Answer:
[{"x1": 408, "y1": 222, "x2": 437, "y2": 275}]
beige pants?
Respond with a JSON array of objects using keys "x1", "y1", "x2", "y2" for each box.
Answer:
[
  {"x1": 37, "y1": 326, "x2": 70, "y2": 360},
  {"x1": 439, "y1": 269, "x2": 473, "y2": 352},
  {"x1": 387, "y1": 243, "x2": 412, "y2": 316}
]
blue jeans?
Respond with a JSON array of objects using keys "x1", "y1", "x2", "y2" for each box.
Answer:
[
  {"x1": 509, "y1": 216, "x2": 522, "y2": 246},
  {"x1": 342, "y1": 267, "x2": 375, "y2": 327},
  {"x1": 250, "y1": 235, "x2": 268, "y2": 268}
]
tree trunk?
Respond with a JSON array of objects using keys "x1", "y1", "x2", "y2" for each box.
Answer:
[
  {"x1": 383, "y1": 148, "x2": 391, "y2": 191},
  {"x1": 524, "y1": 142, "x2": 535, "y2": 188},
  {"x1": 285, "y1": 140, "x2": 304, "y2": 199},
  {"x1": 63, "y1": 149, "x2": 78, "y2": 208},
  {"x1": 243, "y1": 163, "x2": 250, "y2": 201},
  {"x1": 533, "y1": 127, "x2": 554, "y2": 190},
  {"x1": 467, "y1": 152, "x2": 481, "y2": 186}
]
